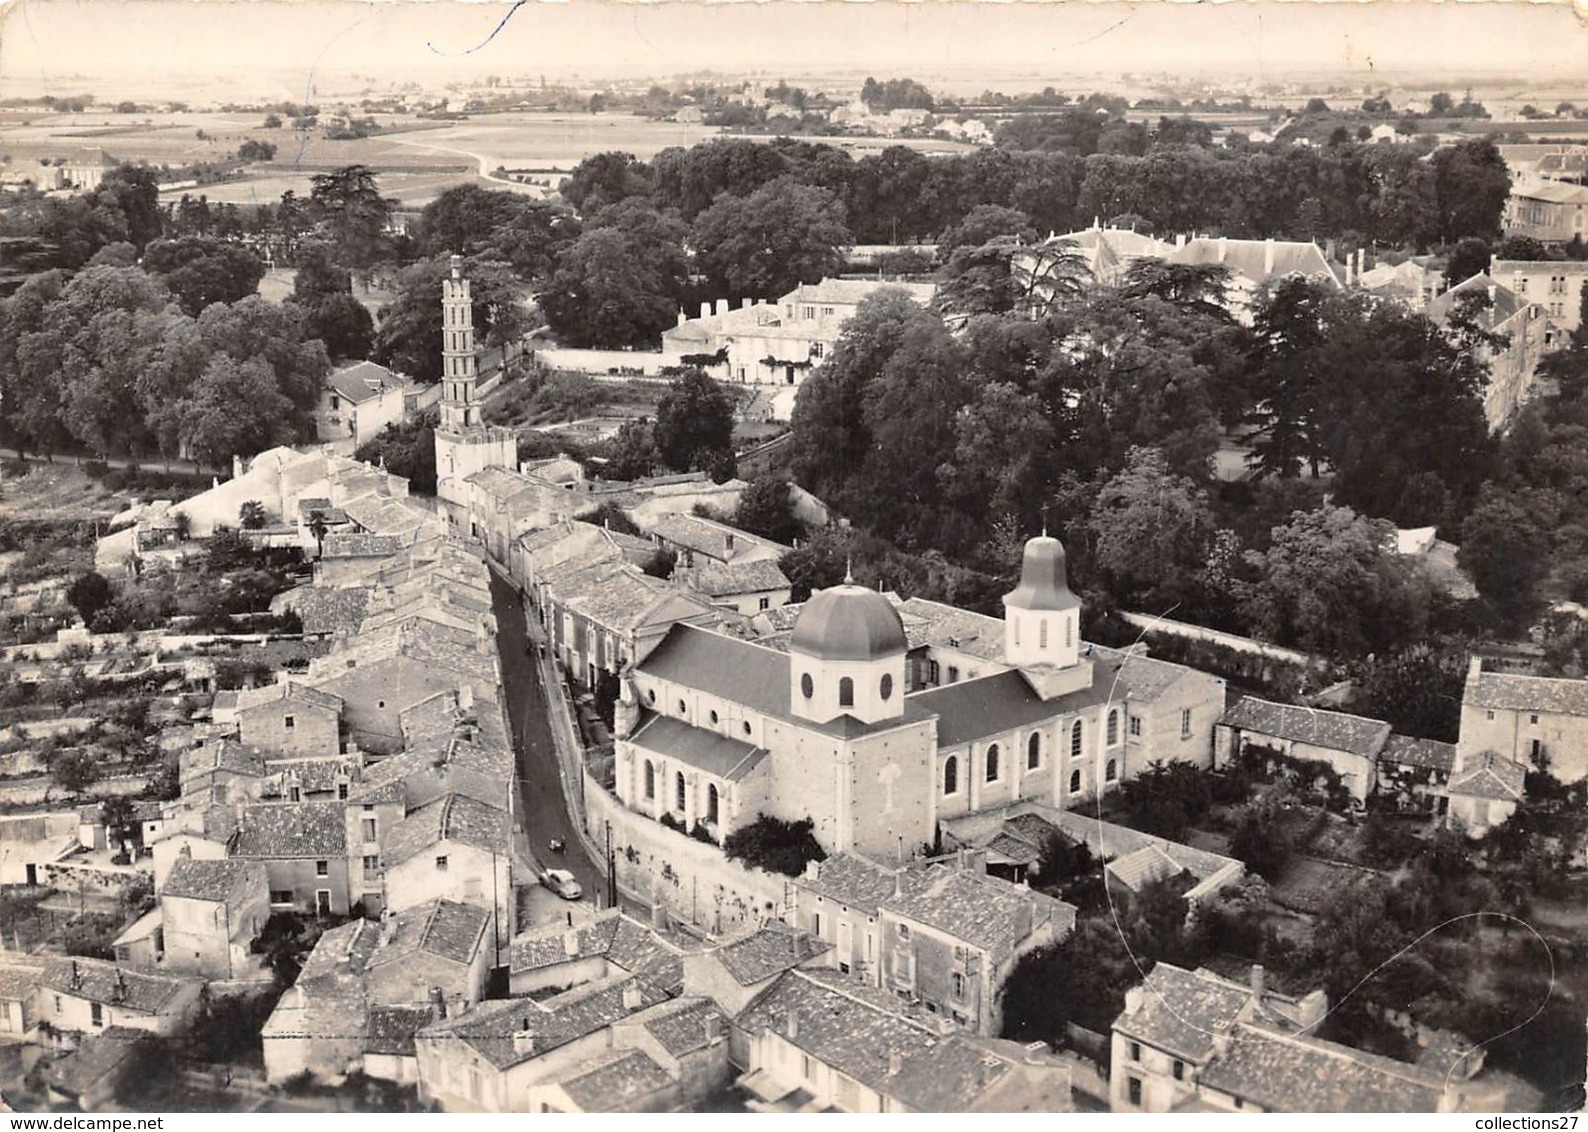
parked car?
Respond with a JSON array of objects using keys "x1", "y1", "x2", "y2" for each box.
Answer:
[{"x1": 541, "y1": 868, "x2": 583, "y2": 900}]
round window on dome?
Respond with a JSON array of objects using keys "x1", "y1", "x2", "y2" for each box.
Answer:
[
  {"x1": 880, "y1": 673, "x2": 894, "y2": 701},
  {"x1": 800, "y1": 673, "x2": 814, "y2": 699}
]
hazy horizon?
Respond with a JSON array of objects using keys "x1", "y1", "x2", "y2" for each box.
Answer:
[{"x1": 1, "y1": 0, "x2": 1586, "y2": 102}]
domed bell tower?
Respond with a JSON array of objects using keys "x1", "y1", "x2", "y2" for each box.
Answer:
[
  {"x1": 1004, "y1": 533, "x2": 1093, "y2": 700},
  {"x1": 787, "y1": 570, "x2": 908, "y2": 726}
]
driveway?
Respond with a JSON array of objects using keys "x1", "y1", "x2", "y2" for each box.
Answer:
[{"x1": 489, "y1": 570, "x2": 604, "y2": 924}]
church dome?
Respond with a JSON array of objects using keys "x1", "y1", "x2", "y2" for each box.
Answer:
[
  {"x1": 1004, "y1": 534, "x2": 1081, "y2": 612},
  {"x1": 789, "y1": 581, "x2": 908, "y2": 662}
]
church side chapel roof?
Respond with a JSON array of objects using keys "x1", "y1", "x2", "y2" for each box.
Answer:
[
  {"x1": 628, "y1": 713, "x2": 769, "y2": 782},
  {"x1": 895, "y1": 597, "x2": 1008, "y2": 662},
  {"x1": 1089, "y1": 644, "x2": 1201, "y2": 702},
  {"x1": 1219, "y1": 696, "x2": 1392, "y2": 759}
]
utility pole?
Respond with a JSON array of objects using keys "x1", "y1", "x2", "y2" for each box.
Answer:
[{"x1": 605, "y1": 819, "x2": 616, "y2": 909}]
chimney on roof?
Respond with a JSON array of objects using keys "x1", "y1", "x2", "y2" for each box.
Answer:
[
  {"x1": 1250, "y1": 963, "x2": 1265, "y2": 999},
  {"x1": 1123, "y1": 984, "x2": 1145, "y2": 1015},
  {"x1": 70, "y1": 960, "x2": 80, "y2": 990},
  {"x1": 380, "y1": 908, "x2": 399, "y2": 948},
  {"x1": 622, "y1": 982, "x2": 644, "y2": 1012},
  {"x1": 787, "y1": 1010, "x2": 800, "y2": 1040},
  {"x1": 714, "y1": 299, "x2": 727, "y2": 317},
  {"x1": 1218, "y1": 236, "x2": 1228, "y2": 263},
  {"x1": 563, "y1": 928, "x2": 581, "y2": 958},
  {"x1": 429, "y1": 985, "x2": 447, "y2": 1020},
  {"x1": 699, "y1": 302, "x2": 710, "y2": 319},
  {"x1": 887, "y1": 1050, "x2": 902, "y2": 1076},
  {"x1": 677, "y1": 309, "x2": 687, "y2": 328},
  {"x1": 1264, "y1": 238, "x2": 1276, "y2": 276},
  {"x1": 651, "y1": 900, "x2": 668, "y2": 931},
  {"x1": 803, "y1": 859, "x2": 820, "y2": 883},
  {"x1": 112, "y1": 970, "x2": 127, "y2": 1003},
  {"x1": 512, "y1": 1028, "x2": 535, "y2": 1056}
]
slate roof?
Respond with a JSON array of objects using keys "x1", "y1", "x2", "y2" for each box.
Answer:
[
  {"x1": 365, "y1": 1004, "x2": 433, "y2": 1057},
  {"x1": 895, "y1": 597, "x2": 1008, "y2": 662},
  {"x1": 366, "y1": 899, "x2": 490, "y2": 969},
  {"x1": 1199, "y1": 1025, "x2": 1447, "y2": 1112},
  {"x1": 160, "y1": 856, "x2": 263, "y2": 905},
  {"x1": 382, "y1": 793, "x2": 513, "y2": 867},
  {"x1": 1467, "y1": 667, "x2": 1588, "y2": 716},
  {"x1": 712, "y1": 921, "x2": 830, "y2": 986},
  {"x1": 555, "y1": 1048, "x2": 675, "y2": 1112},
  {"x1": 628, "y1": 714, "x2": 769, "y2": 781},
  {"x1": 1218, "y1": 696, "x2": 1391, "y2": 758},
  {"x1": 1169, "y1": 237, "x2": 1338, "y2": 287},
  {"x1": 782, "y1": 278, "x2": 936, "y2": 307},
  {"x1": 882, "y1": 866, "x2": 1074, "y2": 965},
  {"x1": 911, "y1": 668, "x2": 1114, "y2": 748},
  {"x1": 417, "y1": 977, "x2": 668, "y2": 1070},
  {"x1": 40, "y1": 958, "x2": 197, "y2": 1014},
  {"x1": 1380, "y1": 734, "x2": 1457, "y2": 773},
  {"x1": 231, "y1": 801, "x2": 348, "y2": 859},
  {"x1": 796, "y1": 852, "x2": 903, "y2": 915},
  {"x1": 1502, "y1": 181, "x2": 1588, "y2": 204},
  {"x1": 234, "y1": 680, "x2": 344, "y2": 716},
  {"x1": 639, "y1": 624, "x2": 793, "y2": 718},
  {"x1": 1448, "y1": 752, "x2": 1527, "y2": 801}
]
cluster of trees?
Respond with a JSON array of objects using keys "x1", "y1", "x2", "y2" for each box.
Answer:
[{"x1": 0, "y1": 264, "x2": 327, "y2": 463}]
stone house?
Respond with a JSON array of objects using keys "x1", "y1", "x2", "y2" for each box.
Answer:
[
  {"x1": 1215, "y1": 696, "x2": 1392, "y2": 803},
  {"x1": 37, "y1": 957, "x2": 204, "y2": 1037},
  {"x1": 158, "y1": 855, "x2": 270, "y2": 980},
  {"x1": 229, "y1": 801, "x2": 351, "y2": 916},
  {"x1": 235, "y1": 681, "x2": 346, "y2": 759}
]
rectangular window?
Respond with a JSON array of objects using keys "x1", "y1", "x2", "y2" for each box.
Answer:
[
  {"x1": 1173, "y1": 1060, "x2": 1185, "y2": 1081},
  {"x1": 362, "y1": 818, "x2": 377, "y2": 842},
  {"x1": 1127, "y1": 1077, "x2": 1142, "y2": 1107},
  {"x1": 362, "y1": 855, "x2": 379, "y2": 875},
  {"x1": 947, "y1": 666, "x2": 959, "y2": 684},
  {"x1": 1129, "y1": 715, "x2": 1142, "y2": 738},
  {"x1": 270, "y1": 890, "x2": 293, "y2": 905},
  {"x1": 436, "y1": 855, "x2": 449, "y2": 871},
  {"x1": 1530, "y1": 714, "x2": 1539, "y2": 724},
  {"x1": 951, "y1": 972, "x2": 965, "y2": 999},
  {"x1": 1486, "y1": 710, "x2": 1496, "y2": 720},
  {"x1": 283, "y1": 714, "x2": 295, "y2": 730},
  {"x1": 1181, "y1": 709, "x2": 1192, "y2": 739},
  {"x1": 802, "y1": 1054, "x2": 814, "y2": 1081},
  {"x1": 288, "y1": 786, "x2": 302, "y2": 803},
  {"x1": 337, "y1": 783, "x2": 348, "y2": 801},
  {"x1": 1129, "y1": 1041, "x2": 1141, "y2": 1062},
  {"x1": 813, "y1": 911, "x2": 823, "y2": 936},
  {"x1": 91, "y1": 1002, "x2": 104, "y2": 1027},
  {"x1": 315, "y1": 860, "x2": 329, "y2": 877},
  {"x1": 759, "y1": 596, "x2": 771, "y2": 611}
]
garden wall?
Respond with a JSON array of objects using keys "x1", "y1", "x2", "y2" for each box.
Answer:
[{"x1": 584, "y1": 772, "x2": 786, "y2": 937}]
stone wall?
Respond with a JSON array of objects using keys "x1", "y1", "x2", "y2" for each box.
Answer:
[{"x1": 585, "y1": 773, "x2": 786, "y2": 937}]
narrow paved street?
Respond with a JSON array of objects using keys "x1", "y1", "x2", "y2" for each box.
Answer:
[{"x1": 489, "y1": 569, "x2": 605, "y2": 915}]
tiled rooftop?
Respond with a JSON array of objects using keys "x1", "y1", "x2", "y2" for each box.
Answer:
[
  {"x1": 40, "y1": 957, "x2": 198, "y2": 1014},
  {"x1": 555, "y1": 1048, "x2": 675, "y2": 1112},
  {"x1": 796, "y1": 853, "x2": 903, "y2": 915},
  {"x1": 1448, "y1": 752, "x2": 1527, "y2": 801},
  {"x1": 910, "y1": 667, "x2": 1115, "y2": 748},
  {"x1": 1199, "y1": 1024, "x2": 1447, "y2": 1112},
  {"x1": 231, "y1": 801, "x2": 348, "y2": 859},
  {"x1": 234, "y1": 680, "x2": 344, "y2": 716},
  {"x1": 366, "y1": 899, "x2": 490, "y2": 969},
  {"x1": 1379, "y1": 734, "x2": 1457, "y2": 773},
  {"x1": 882, "y1": 865, "x2": 1074, "y2": 965},
  {"x1": 382, "y1": 792, "x2": 513, "y2": 866},
  {"x1": 1468, "y1": 665, "x2": 1588, "y2": 717},
  {"x1": 712, "y1": 921, "x2": 830, "y2": 986},
  {"x1": 628, "y1": 714, "x2": 768, "y2": 781},
  {"x1": 365, "y1": 1004, "x2": 433, "y2": 1057},
  {"x1": 160, "y1": 856, "x2": 263, "y2": 905},
  {"x1": 1219, "y1": 696, "x2": 1392, "y2": 758}
]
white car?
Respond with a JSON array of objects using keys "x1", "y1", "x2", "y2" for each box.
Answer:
[{"x1": 542, "y1": 868, "x2": 583, "y2": 900}]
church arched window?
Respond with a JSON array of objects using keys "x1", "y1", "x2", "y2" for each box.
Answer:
[
  {"x1": 986, "y1": 744, "x2": 1000, "y2": 783},
  {"x1": 1071, "y1": 720, "x2": 1083, "y2": 759},
  {"x1": 1106, "y1": 759, "x2": 1118, "y2": 783},
  {"x1": 839, "y1": 677, "x2": 854, "y2": 708},
  {"x1": 944, "y1": 756, "x2": 958, "y2": 796},
  {"x1": 1069, "y1": 769, "x2": 1082, "y2": 794},
  {"x1": 1107, "y1": 710, "x2": 1119, "y2": 746},
  {"x1": 1039, "y1": 619, "x2": 1049, "y2": 649},
  {"x1": 643, "y1": 761, "x2": 655, "y2": 800},
  {"x1": 1066, "y1": 616, "x2": 1073, "y2": 649},
  {"x1": 675, "y1": 772, "x2": 686, "y2": 813},
  {"x1": 1027, "y1": 732, "x2": 1041, "y2": 770},
  {"x1": 706, "y1": 784, "x2": 719, "y2": 825}
]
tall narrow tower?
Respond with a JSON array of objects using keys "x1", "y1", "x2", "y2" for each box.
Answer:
[{"x1": 433, "y1": 255, "x2": 517, "y2": 528}]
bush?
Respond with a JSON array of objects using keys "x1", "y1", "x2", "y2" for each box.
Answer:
[{"x1": 723, "y1": 814, "x2": 825, "y2": 877}]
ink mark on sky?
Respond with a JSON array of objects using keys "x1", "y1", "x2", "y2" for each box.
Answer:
[{"x1": 429, "y1": 0, "x2": 528, "y2": 57}]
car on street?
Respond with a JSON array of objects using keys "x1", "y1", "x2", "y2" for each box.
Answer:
[{"x1": 541, "y1": 868, "x2": 583, "y2": 900}]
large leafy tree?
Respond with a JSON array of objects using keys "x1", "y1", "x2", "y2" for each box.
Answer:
[
  {"x1": 1238, "y1": 503, "x2": 1432, "y2": 657},
  {"x1": 1241, "y1": 277, "x2": 1335, "y2": 480},
  {"x1": 690, "y1": 177, "x2": 851, "y2": 301},
  {"x1": 1091, "y1": 447, "x2": 1216, "y2": 610},
  {"x1": 651, "y1": 139, "x2": 791, "y2": 220},
  {"x1": 355, "y1": 409, "x2": 438, "y2": 494},
  {"x1": 653, "y1": 368, "x2": 735, "y2": 474},
  {"x1": 732, "y1": 476, "x2": 802, "y2": 546},
  {"x1": 91, "y1": 164, "x2": 163, "y2": 251},
  {"x1": 374, "y1": 255, "x2": 530, "y2": 381},
  {"x1": 142, "y1": 236, "x2": 266, "y2": 315},
  {"x1": 558, "y1": 151, "x2": 651, "y2": 215},
  {"x1": 0, "y1": 269, "x2": 72, "y2": 451},
  {"x1": 286, "y1": 241, "x2": 373, "y2": 360},
  {"x1": 538, "y1": 201, "x2": 687, "y2": 349},
  {"x1": 412, "y1": 185, "x2": 579, "y2": 283},
  {"x1": 1458, "y1": 484, "x2": 1552, "y2": 627},
  {"x1": 307, "y1": 165, "x2": 395, "y2": 278},
  {"x1": 935, "y1": 204, "x2": 1036, "y2": 258},
  {"x1": 934, "y1": 235, "x2": 1089, "y2": 325}
]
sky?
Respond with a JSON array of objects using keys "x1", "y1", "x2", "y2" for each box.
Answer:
[{"x1": 1, "y1": 0, "x2": 1586, "y2": 97}]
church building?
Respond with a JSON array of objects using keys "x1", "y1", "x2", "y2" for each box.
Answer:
[
  {"x1": 433, "y1": 256, "x2": 517, "y2": 528},
  {"x1": 606, "y1": 534, "x2": 1225, "y2": 862}
]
